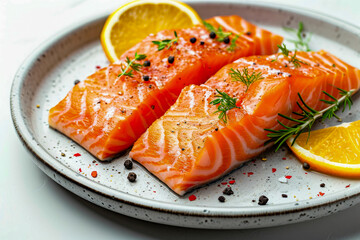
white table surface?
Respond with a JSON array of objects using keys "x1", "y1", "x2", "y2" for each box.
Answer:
[{"x1": 1, "y1": 0, "x2": 360, "y2": 239}]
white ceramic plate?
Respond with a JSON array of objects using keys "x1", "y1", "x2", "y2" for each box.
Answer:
[{"x1": 10, "y1": 1, "x2": 360, "y2": 229}]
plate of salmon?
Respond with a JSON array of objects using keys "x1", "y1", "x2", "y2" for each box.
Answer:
[{"x1": 11, "y1": 1, "x2": 360, "y2": 229}]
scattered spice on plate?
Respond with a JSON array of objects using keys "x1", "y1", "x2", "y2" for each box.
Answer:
[
  {"x1": 261, "y1": 157, "x2": 267, "y2": 161},
  {"x1": 285, "y1": 175, "x2": 292, "y2": 179},
  {"x1": 229, "y1": 180, "x2": 236, "y2": 185},
  {"x1": 318, "y1": 192, "x2": 325, "y2": 196},
  {"x1": 188, "y1": 194, "x2": 196, "y2": 201},
  {"x1": 96, "y1": 65, "x2": 101, "y2": 69},
  {"x1": 221, "y1": 182, "x2": 227, "y2": 185},
  {"x1": 258, "y1": 195, "x2": 269, "y2": 205},
  {"x1": 91, "y1": 171, "x2": 97, "y2": 178},
  {"x1": 223, "y1": 187, "x2": 234, "y2": 195},
  {"x1": 282, "y1": 194, "x2": 288, "y2": 198},
  {"x1": 36, "y1": 104, "x2": 40, "y2": 108},
  {"x1": 74, "y1": 79, "x2": 80, "y2": 85},
  {"x1": 320, "y1": 183, "x2": 325, "y2": 188},
  {"x1": 61, "y1": 153, "x2": 66, "y2": 157},
  {"x1": 127, "y1": 172, "x2": 137, "y2": 182},
  {"x1": 247, "y1": 172, "x2": 254, "y2": 177},
  {"x1": 346, "y1": 184, "x2": 351, "y2": 188},
  {"x1": 272, "y1": 168, "x2": 277, "y2": 173},
  {"x1": 278, "y1": 176, "x2": 288, "y2": 183},
  {"x1": 285, "y1": 166, "x2": 289, "y2": 169},
  {"x1": 74, "y1": 153, "x2": 81, "y2": 157},
  {"x1": 190, "y1": 37, "x2": 196, "y2": 43},
  {"x1": 218, "y1": 196, "x2": 225, "y2": 202},
  {"x1": 79, "y1": 168, "x2": 82, "y2": 172},
  {"x1": 124, "y1": 159, "x2": 133, "y2": 170},
  {"x1": 303, "y1": 162, "x2": 310, "y2": 170},
  {"x1": 282, "y1": 157, "x2": 287, "y2": 160}
]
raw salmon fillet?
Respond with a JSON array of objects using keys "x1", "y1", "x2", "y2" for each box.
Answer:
[
  {"x1": 48, "y1": 15, "x2": 283, "y2": 160},
  {"x1": 130, "y1": 50, "x2": 360, "y2": 195}
]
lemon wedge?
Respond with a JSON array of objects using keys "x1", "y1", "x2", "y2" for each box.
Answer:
[
  {"x1": 100, "y1": 0, "x2": 202, "y2": 63},
  {"x1": 288, "y1": 120, "x2": 360, "y2": 178}
]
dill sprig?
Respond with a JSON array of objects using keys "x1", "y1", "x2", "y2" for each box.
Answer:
[
  {"x1": 227, "y1": 34, "x2": 240, "y2": 51},
  {"x1": 229, "y1": 67, "x2": 264, "y2": 92},
  {"x1": 152, "y1": 31, "x2": 178, "y2": 51},
  {"x1": 265, "y1": 87, "x2": 355, "y2": 151},
  {"x1": 210, "y1": 89, "x2": 240, "y2": 123},
  {"x1": 284, "y1": 22, "x2": 312, "y2": 52},
  {"x1": 272, "y1": 43, "x2": 306, "y2": 68},
  {"x1": 118, "y1": 52, "x2": 147, "y2": 78},
  {"x1": 203, "y1": 21, "x2": 232, "y2": 42}
]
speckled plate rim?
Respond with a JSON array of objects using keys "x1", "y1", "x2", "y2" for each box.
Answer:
[{"x1": 10, "y1": 0, "x2": 360, "y2": 218}]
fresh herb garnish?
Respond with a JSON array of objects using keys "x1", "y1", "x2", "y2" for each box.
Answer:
[
  {"x1": 210, "y1": 89, "x2": 240, "y2": 123},
  {"x1": 272, "y1": 43, "x2": 305, "y2": 68},
  {"x1": 265, "y1": 87, "x2": 354, "y2": 151},
  {"x1": 229, "y1": 67, "x2": 264, "y2": 92},
  {"x1": 118, "y1": 52, "x2": 147, "y2": 78},
  {"x1": 152, "y1": 31, "x2": 178, "y2": 51},
  {"x1": 227, "y1": 34, "x2": 240, "y2": 51},
  {"x1": 203, "y1": 21, "x2": 232, "y2": 42},
  {"x1": 284, "y1": 22, "x2": 312, "y2": 52}
]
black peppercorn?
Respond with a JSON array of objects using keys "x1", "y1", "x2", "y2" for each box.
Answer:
[
  {"x1": 168, "y1": 56, "x2": 175, "y2": 64},
  {"x1": 74, "y1": 79, "x2": 80, "y2": 85},
  {"x1": 190, "y1": 37, "x2": 196, "y2": 43},
  {"x1": 303, "y1": 162, "x2": 310, "y2": 170},
  {"x1": 143, "y1": 60, "x2": 151, "y2": 67},
  {"x1": 200, "y1": 41, "x2": 205, "y2": 45},
  {"x1": 282, "y1": 194, "x2": 288, "y2": 198},
  {"x1": 258, "y1": 195, "x2": 269, "y2": 205},
  {"x1": 209, "y1": 31, "x2": 216, "y2": 39},
  {"x1": 124, "y1": 160, "x2": 133, "y2": 170},
  {"x1": 143, "y1": 75, "x2": 150, "y2": 81},
  {"x1": 246, "y1": 31, "x2": 252, "y2": 36},
  {"x1": 127, "y1": 172, "x2": 137, "y2": 182},
  {"x1": 223, "y1": 187, "x2": 234, "y2": 195},
  {"x1": 218, "y1": 196, "x2": 225, "y2": 202},
  {"x1": 320, "y1": 183, "x2": 325, "y2": 188},
  {"x1": 223, "y1": 36, "x2": 230, "y2": 44}
]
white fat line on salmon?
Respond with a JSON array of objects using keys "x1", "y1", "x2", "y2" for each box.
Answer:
[
  {"x1": 137, "y1": 84, "x2": 145, "y2": 102},
  {"x1": 326, "y1": 53, "x2": 352, "y2": 88},
  {"x1": 105, "y1": 66, "x2": 111, "y2": 88},
  {"x1": 78, "y1": 114, "x2": 99, "y2": 143},
  {"x1": 189, "y1": 85, "x2": 196, "y2": 110},
  {"x1": 242, "y1": 121, "x2": 265, "y2": 143},
  {"x1": 51, "y1": 90, "x2": 73, "y2": 124},
  {"x1": 191, "y1": 135, "x2": 224, "y2": 176},
  {"x1": 256, "y1": 28, "x2": 266, "y2": 55},
  {"x1": 227, "y1": 126, "x2": 267, "y2": 155},
  {"x1": 204, "y1": 89, "x2": 213, "y2": 116}
]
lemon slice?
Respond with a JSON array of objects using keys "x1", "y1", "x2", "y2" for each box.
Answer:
[
  {"x1": 101, "y1": 0, "x2": 202, "y2": 63},
  {"x1": 287, "y1": 120, "x2": 360, "y2": 178}
]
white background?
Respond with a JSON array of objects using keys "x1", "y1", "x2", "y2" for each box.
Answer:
[{"x1": 1, "y1": 0, "x2": 360, "y2": 239}]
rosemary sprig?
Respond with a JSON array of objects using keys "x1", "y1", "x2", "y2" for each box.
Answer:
[
  {"x1": 229, "y1": 67, "x2": 264, "y2": 92},
  {"x1": 272, "y1": 43, "x2": 306, "y2": 68},
  {"x1": 210, "y1": 89, "x2": 240, "y2": 123},
  {"x1": 203, "y1": 21, "x2": 232, "y2": 42},
  {"x1": 227, "y1": 34, "x2": 240, "y2": 51},
  {"x1": 118, "y1": 52, "x2": 147, "y2": 78},
  {"x1": 284, "y1": 22, "x2": 312, "y2": 52},
  {"x1": 265, "y1": 87, "x2": 354, "y2": 151},
  {"x1": 152, "y1": 31, "x2": 178, "y2": 51}
]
